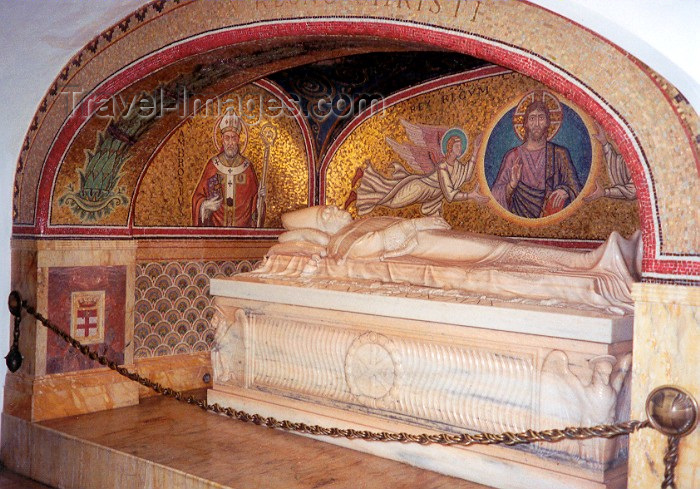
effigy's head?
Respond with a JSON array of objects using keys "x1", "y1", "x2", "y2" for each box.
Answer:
[{"x1": 281, "y1": 205, "x2": 352, "y2": 234}]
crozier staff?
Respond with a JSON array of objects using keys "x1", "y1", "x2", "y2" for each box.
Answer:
[{"x1": 255, "y1": 123, "x2": 277, "y2": 228}]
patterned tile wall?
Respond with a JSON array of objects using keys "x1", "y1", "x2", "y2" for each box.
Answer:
[{"x1": 133, "y1": 259, "x2": 259, "y2": 359}]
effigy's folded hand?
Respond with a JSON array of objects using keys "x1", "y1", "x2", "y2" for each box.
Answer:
[{"x1": 414, "y1": 216, "x2": 451, "y2": 231}]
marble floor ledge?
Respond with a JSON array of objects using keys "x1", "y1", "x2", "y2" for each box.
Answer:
[{"x1": 1, "y1": 390, "x2": 493, "y2": 489}]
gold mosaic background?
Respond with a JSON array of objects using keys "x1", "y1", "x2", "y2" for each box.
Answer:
[
  {"x1": 50, "y1": 114, "x2": 134, "y2": 226},
  {"x1": 326, "y1": 72, "x2": 640, "y2": 240},
  {"x1": 134, "y1": 84, "x2": 310, "y2": 228},
  {"x1": 24, "y1": 1, "x2": 697, "y2": 255}
]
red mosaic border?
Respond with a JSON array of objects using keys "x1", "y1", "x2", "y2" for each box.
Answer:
[
  {"x1": 12, "y1": 226, "x2": 282, "y2": 239},
  {"x1": 13, "y1": 18, "x2": 698, "y2": 279},
  {"x1": 642, "y1": 277, "x2": 700, "y2": 287}
]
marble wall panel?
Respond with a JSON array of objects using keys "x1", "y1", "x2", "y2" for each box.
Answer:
[
  {"x1": 46, "y1": 266, "x2": 126, "y2": 374},
  {"x1": 628, "y1": 284, "x2": 699, "y2": 488}
]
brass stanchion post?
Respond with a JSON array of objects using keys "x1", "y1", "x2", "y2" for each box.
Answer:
[{"x1": 645, "y1": 385, "x2": 699, "y2": 489}]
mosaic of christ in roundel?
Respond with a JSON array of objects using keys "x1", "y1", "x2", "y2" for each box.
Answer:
[{"x1": 483, "y1": 90, "x2": 593, "y2": 221}]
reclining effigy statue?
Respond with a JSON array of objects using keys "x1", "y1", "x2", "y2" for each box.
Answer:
[
  {"x1": 253, "y1": 205, "x2": 641, "y2": 314},
  {"x1": 211, "y1": 205, "x2": 639, "y2": 482}
]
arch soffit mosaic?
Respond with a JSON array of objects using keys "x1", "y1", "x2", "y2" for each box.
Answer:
[{"x1": 12, "y1": 0, "x2": 699, "y2": 280}]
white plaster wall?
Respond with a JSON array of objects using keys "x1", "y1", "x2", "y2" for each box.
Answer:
[
  {"x1": 0, "y1": 0, "x2": 698, "y2": 415},
  {"x1": 531, "y1": 0, "x2": 700, "y2": 110},
  {"x1": 0, "y1": 0, "x2": 147, "y2": 411}
]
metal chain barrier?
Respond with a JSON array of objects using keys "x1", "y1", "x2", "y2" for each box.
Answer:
[
  {"x1": 6, "y1": 291, "x2": 698, "y2": 488},
  {"x1": 662, "y1": 436, "x2": 680, "y2": 489}
]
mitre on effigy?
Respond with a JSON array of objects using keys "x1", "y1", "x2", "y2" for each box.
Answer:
[{"x1": 281, "y1": 206, "x2": 323, "y2": 230}]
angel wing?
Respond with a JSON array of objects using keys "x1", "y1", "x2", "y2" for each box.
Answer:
[
  {"x1": 385, "y1": 138, "x2": 435, "y2": 174},
  {"x1": 385, "y1": 119, "x2": 451, "y2": 174},
  {"x1": 401, "y1": 120, "x2": 450, "y2": 153}
]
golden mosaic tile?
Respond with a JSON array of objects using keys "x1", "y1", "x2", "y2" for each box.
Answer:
[
  {"x1": 13, "y1": 0, "x2": 699, "y2": 256},
  {"x1": 133, "y1": 84, "x2": 309, "y2": 229},
  {"x1": 326, "y1": 71, "x2": 639, "y2": 240}
]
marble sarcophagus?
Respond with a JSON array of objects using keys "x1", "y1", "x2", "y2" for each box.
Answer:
[
  {"x1": 208, "y1": 206, "x2": 638, "y2": 489},
  {"x1": 208, "y1": 280, "x2": 634, "y2": 489}
]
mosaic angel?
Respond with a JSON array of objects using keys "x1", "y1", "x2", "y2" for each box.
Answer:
[
  {"x1": 585, "y1": 122, "x2": 637, "y2": 202},
  {"x1": 354, "y1": 120, "x2": 486, "y2": 217}
]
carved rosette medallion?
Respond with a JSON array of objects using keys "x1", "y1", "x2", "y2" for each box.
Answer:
[{"x1": 344, "y1": 332, "x2": 400, "y2": 408}]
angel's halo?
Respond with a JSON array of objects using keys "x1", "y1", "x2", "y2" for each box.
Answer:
[{"x1": 441, "y1": 128, "x2": 468, "y2": 158}]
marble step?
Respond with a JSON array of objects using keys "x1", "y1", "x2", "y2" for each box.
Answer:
[{"x1": 1, "y1": 391, "x2": 491, "y2": 489}]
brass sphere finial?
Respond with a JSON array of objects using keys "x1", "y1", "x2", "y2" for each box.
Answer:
[{"x1": 646, "y1": 385, "x2": 698, "y2": 437}]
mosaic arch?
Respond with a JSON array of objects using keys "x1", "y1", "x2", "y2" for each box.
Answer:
[
  {"x1": 11, "y1": 0, "x2": 699, "y2": 282},
  {"x1": 48, "y1": 77, "x2": 315, "y2": 235},
  {"x1": 322, "y1": 68, "x2": 643, "y2": 241}
]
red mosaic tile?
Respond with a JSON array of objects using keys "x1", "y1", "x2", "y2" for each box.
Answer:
[{"x1": 15, "y1": 19, "x2": 696, "y2": 279}]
